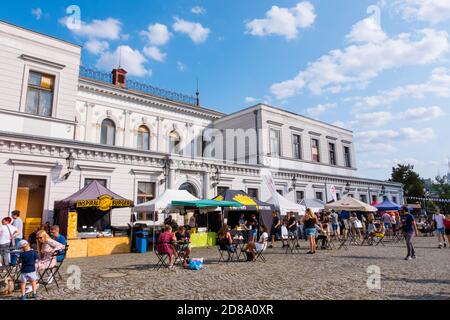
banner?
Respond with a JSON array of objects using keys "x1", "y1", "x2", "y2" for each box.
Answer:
[
  {"x1": 328, "y1": 184, "x2": 337, "y2": 202},
  {"x1": 260, "y1": 168, "x2": 279, "y2": 209}
]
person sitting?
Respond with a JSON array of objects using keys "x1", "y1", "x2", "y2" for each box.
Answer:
[
  {"x1": 217, "y1": 224, "x2": 236, "y2": 261},
  {"x1": 350, "y1": 213, "x2": 363, "y2": 241},
  {"x1": 175, "y1": 226, "x2": 191, "y2": 260},
  {"x1": 316, "y1": 217, "x2": 331, "y2": 249},
  {"x1": 156, "y1": 225, "x2": 177, "y2": 269},
  {"x1": 50, "y1": 226, "x2": 67, "y2": 263},
  {"x1": 369, "y1": 221, "x2": 385, "y2": 245},
  {"x1": 35, "y1": 230, "x2": 65, "y2": 276},
  {"x1": 243, "y1": 225, "x2": 269, "y2": 261}
]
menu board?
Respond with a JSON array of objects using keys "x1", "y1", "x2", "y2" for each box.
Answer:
[{"x1": 67, "y1": 211, "x2": 78, "y2": 239}]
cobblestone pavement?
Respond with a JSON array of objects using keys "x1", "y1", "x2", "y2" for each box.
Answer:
[{"x1": 4, "y1": 237, "x2": 450, "y2": 300}]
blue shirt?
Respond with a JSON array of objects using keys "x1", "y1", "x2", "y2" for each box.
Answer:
[
  {"x1": 340, "y1": 211, "x2": 350, "y2": 220},
  {"x1": 404, "y1": 213, "x2": 415, "y2": 233},
  {"x1": 54, "y1": 234, "x2": 67, "y2": 262},
  {"x1": 19, "y1": 250, "x2": 38, "y2": 273}
]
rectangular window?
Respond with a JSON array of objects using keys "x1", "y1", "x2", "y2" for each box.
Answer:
[
  {"x1": 336, "y1": 193, "x2": 341, "y2": 201},
  {"x1": 311, "y1": 139, "x2": 320, "y2": 162},
  {"x1": 292, "y1": 134, "x2": 302, "y2": 160},
  {"x1": 269, "y1": 129, "x2": 280, "y2": 156},
  {"x1": 296, "y1": 191, "x2": 305, "y2": 203},
  {"x1": 25, "y1": 71, "x2": 55, "y2": 117},
  {"x1": 344, "y1": 146, "x2": 352, "y2": 168},
  {"x1": 217, "y1": 186, "x2": 229, "y2": 196},
  {"x1": 329, "y1": 143, "x2": 336, "y2": 165},
  {"x1": 84, "y1": 178, "x2": 107, "y2": 187},
  {"x1": 276, "y1": 189, "x2": 283, "y2": 196},
  {"x1": 245, "y1": 137, "x2": 250, "y2": 164},
  {"x1": 137, "y1": 182, "x2": 156, "y2": 205},
  {"x1": 372, "y1": 195, "x2": 378, "y2": 203},
  {"x1": 315, "y1": 192, "x2": 323, "y2": 201},
  {"x1": 247, "y1": 188, "x2": 259, "y2": 200},
  {"x1": 392, "y1": 196, "x2": 397, "y2": 204},
  {"x1": 360, "y1": 194, "x2": 368, "y2": 203}
]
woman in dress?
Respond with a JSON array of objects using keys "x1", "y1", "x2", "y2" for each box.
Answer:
[{"x1": 36, "y1": 230, "x2": 65, "y2": 272}]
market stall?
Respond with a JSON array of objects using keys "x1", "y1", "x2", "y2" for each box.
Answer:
[
  {"x1": 132, "y1": 189, "x2": 199, "y2": 251},
  {"x1": 375, "y1": 198, "x2": 402, "y2": 211},
  {"x1": 171, "y1": 199, "x2": 241, "y2": 248},
  {"x1": 53, "y1": 181, "x2": 133, "y2": 258},
  {"x1": 213, "y1": 190, "x2": 275, "y2": 231},
  {"x1": 266, "y1": 193, "x2": 306, "y2": 216}
]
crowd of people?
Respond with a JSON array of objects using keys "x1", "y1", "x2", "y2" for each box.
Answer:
[{"x1": 0, "y1": 210, "x2": 67, "y2": 299}]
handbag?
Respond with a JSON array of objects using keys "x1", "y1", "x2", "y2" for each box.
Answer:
[
  {"x1": 354, "y1": 220, "x2": 363, "y2": 229},
  {"x1": 6, "y1": 225, "x2": 15, "y2": 249}
]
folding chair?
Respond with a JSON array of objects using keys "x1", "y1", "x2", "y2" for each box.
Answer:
[
  {"x1": 217, "y1": 242, "x2": 238, "y2": 263},
  {"x1": 37, "y1": 245, "x2": 69, "y2": 293},
  {"x1": 154, "y1": 248, "x2": 171, "y2": 270},
  {"x1": 254, "y1": 242, "x2": 268, "y2": 262},
  {"x1": 374, "y1": 233, "x2": 386, "y2": 246}
]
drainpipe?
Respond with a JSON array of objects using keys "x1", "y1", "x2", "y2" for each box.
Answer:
[{"x1": 253, "y1": 109, "x2": 260, "y2": 165}]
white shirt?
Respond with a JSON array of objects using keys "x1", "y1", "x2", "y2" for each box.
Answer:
[
  {"x1": 433, "y1": 214, "x2": 445, "y2": 229},
  {"x1": 12, "y1": 217, "x2": 23, "y2": 239},
  {"x1": 256, "y1": 232, "x2": 269, "y2": 252},
  {"x1": 0, "y1": 224, "x2": 18, "y2": 245}
]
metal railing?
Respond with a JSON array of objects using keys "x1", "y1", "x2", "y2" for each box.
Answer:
[{"x1": 79, "y1": 66, "x2": 197, "y2": 106}]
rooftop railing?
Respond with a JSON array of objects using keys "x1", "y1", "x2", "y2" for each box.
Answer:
[{"x1": 79, "y1": 66, "x2": 197, "y2": 106}]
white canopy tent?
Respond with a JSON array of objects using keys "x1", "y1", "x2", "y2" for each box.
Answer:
[
  {"x1": 266, "y1": 193, "x2": 306, "y2": 216},
  {"x1": 299, "y1": 199, "x2": 325, "y2": 213},
  {"x1": 325, "y1": 197, "x2": 377, "y2": 212}
]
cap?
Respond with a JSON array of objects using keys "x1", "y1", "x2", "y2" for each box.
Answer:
[{"x1": 18, "y1": 240, "x2": 29, "y2": 248}]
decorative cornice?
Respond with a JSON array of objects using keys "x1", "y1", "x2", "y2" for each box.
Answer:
[
  {"x1": 326, "y1": 136, "x2": 338, "y2": 141},
  {"x1": 309, "y1": 131, "x2": 322, "y2": 137},
  {"x1": 267, "y1": 120, "x2": 283, "y2": 127},
  {"x1": 131, "y1": 169, "x2": 162, "y2": 175},
  {"x1": 9, "y1": 158, "x2": 57, "y2": 168},
  {"x1": 77, "y1": 164, "x2": 116, "y2": 173},
  {"x1": 342, "y1": 140, "x2": 352, "y2": 144},
  {"x1": 20, "y1": 54, "x2": 66, "y2": 70},
  {"x1": 289, "y1": 126, "x2": 304, "y2": 132}
]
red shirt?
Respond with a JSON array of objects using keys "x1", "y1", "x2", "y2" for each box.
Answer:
[{"x1": 444, "y1": 219, "x2": 450, "y2": 229}]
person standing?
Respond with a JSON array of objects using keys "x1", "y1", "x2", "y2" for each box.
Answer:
[
  {"x1": 329, "y1": 210, "x2": 340, "y2": 240},
  {"x1": 269, "y1": 212, "x2": 281, "y2": 249},
  {"x1": 10, "y1": 210, "x2": 24, "y2": 265},
  {"x1": 432, "y1": 209, "x2": 447, "y2": 248},
  {"x1": 302, "y1": 209, "x2": 318, "y2": 254},
  {"x1": 401, "y1": 209, "x2": 419, "y2": 260},
  {"x1": 444, "y1": 214, "x2": 450, "y2": 247},
  {"x1": 0, "y1": 217, "x2": 19, "y2": 266},
  {"x1": 18, "y1": 240, "x2": 38, "y2": 300}
]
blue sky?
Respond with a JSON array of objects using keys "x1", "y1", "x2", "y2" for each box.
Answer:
[{"x1": 2, "y1": 0, "x2": 450, "y2": 181}]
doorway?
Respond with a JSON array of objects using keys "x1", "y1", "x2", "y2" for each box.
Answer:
[{"x1": 14, "y1": 175, "x2": 47, "y2": 239}]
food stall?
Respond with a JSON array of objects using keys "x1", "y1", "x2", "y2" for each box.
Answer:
[
  {"x1": 213, "y1": 190, "x2": 275, "y2": 232},
  {"x1": 171, "y1": 199, "x2": 241, "y2": 248},
  {"x1": 53, "y1": 181, "x2": 133, "y2": 258},
  {"x1": 266, "y1": 192, "x2": 306, "y2": 216}
]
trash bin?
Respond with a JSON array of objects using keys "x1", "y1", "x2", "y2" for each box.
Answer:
[{"x1": 135, "y1": 231, "x2": 148, "y2": 253}]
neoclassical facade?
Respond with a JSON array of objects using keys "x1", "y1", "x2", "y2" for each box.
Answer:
[{"x1": 0, "y1": 21, "x2": 403, "y2": 229}]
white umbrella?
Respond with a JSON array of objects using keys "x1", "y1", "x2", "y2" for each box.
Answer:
[
  {"x1": 325, "y1": 197, "x2": 377, "y2": 212},
  {"x1": 266, "y1": 193, "x2": 306, "y2": 216}
]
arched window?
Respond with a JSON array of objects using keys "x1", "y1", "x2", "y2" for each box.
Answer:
[
  {"x1": 179, "y1": 182, "x2": 198, "y2": 197},
  {"x1": 101, "y1": 119, "x2": 116, "y2": 146},
  {"x1": 169, "y1": 130, "x2": 181, "y2": 155},
  {"x1": 137, "y1": 125, "x2": 150, "y2": 150}
]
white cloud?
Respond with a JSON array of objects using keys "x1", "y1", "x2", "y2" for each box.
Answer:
[
  {"x1": 173, "y1": 17, "x2": 210, "y2": 43},
  {"x1": 143, "y1": 46, "x2": 167, "y2": 62},
  {"x1": 245, "y1": 97, "x2": 259, "y2": 103},
  {"x1": 357, "y1": 143, "x2": 396, "y2": 154},
  {"x1": 350, "y1": 67, "x2": 450, "y2": 110},
  {"x1": 360, "y1": 158, "x2": 448, "y2": 170},
  {"x1": 141, "y1": 23, "x2": 172, "y2": 46},
  {"x1": 355, "y1": 127, "x2": 435, "y2": 144},
  {"x1": 354, "y1": 111, "x2": 393, "y2": 127},
  {"x1": 191, "y1": 6, "x2": 207, "y2": 15},
  {"x1": 177, "y1": 61, "x2": 186, "y2": 72},
  {"x1": 245, "y1": 1, "x2": 316, "y2": 40},
  {"x1": 346, "y1": 16, "x2": 387, "y2": 43},
  {"x1": 61, "y1": 17, "x2": 122, "y2": 40},
  {"x1": 270, "y1": 15, "x2": 450, "y2": 99},
  {"x1": 398, "y1": 106, "x2": 446, "y2": 121},
  {"x1": 85, "y1": 39, "x2": 110, "y2": 55},
  {"x1": 306, "y1": 103, "x2": 336, "y2": 117},
  {"x1": 96, "y1": 45, "x2": 151, "y2": 77},
  {"x1": 32, "y1": 8, "x2": 43, "y2": 20},
  {"x1": 391, "y1": 0, "x2": 450, "y2": 24}
]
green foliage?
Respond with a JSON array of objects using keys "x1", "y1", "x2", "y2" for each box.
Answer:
[{"x1": 389, "y1": 164, "x2": 425, "y2": 198}]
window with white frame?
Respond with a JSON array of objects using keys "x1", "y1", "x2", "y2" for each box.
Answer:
[
  {"x1": 311, "y1": 138, "x2": 320, "y2": 162},
  {"x1": 292, "y1": 134, "x2": 302, "y2": 160},
  {"x1": 137, "y1": 126, "x2": 150, "y2": 151},
  {"x1": 101, "y1": 119, "x2": 116, "y2": 146},
  {"x1": 25, "y1": 71, "x2": 55, "y2": 117},
  {"x1": 296, "y1": 191, "x2": 305, "y2": 203},
  {"x1": 269, "y1": 128, "x2": 281, "y2": 157},
  {"x1": 137, "y1": 182, "x2": 156, "y2": 204}
]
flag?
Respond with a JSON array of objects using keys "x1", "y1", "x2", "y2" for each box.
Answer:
[{"x1": 260, "y1": 168, "x2": 279, "y2": 209}]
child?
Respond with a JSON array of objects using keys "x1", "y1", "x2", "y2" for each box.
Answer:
[{"x1": 18, "y1": 240, "x2": 38, "y2": 300}]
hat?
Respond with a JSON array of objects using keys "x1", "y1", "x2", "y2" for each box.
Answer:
[{"x1": 18, "y1": 240, "x2": 29, "y2": 248}]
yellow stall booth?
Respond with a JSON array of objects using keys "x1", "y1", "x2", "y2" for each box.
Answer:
[{"x1": 53, "y1": 181, "x2": 133, "y2": 258}]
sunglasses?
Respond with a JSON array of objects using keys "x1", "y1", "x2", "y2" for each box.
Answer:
[{"x1": 38, "y1": 237, "x2": 44, "y2": 240}]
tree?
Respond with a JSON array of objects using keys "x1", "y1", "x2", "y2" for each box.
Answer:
[{"x1": 389, "y1": 164, "x2": 425, "y2": 198}]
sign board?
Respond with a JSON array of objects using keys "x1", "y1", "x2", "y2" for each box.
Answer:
[
  {"x1": 67, "y1": 211, "x2": 78, "y2": 240},
  {"x1": 76, "y1": 194, "x2": 132, "y2": 211}
]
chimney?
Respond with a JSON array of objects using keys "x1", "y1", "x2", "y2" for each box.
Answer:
[{"x1": 112, "y1": 68, "x2": 127, "y2": 88}]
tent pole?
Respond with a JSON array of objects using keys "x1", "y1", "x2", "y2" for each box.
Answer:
[{"x1": 153, "y1": 210, "x2": 156, "y2": 252}]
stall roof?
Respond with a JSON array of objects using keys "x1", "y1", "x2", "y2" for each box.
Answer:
[
  {"x1": 325, "y1": 197, "x2": 377, "y2": 212},
  {"x1": 266, "y1": 193, "x2": 306, "y2": 215},
  {"x1": 299, "y1": 199, "x2": 325, "y2": 212},
  {"x1": 133, "y1": 189, "x2": 199, "y2": 213},
  {"x1": 375, "y1": 198, "x2": 402, "y2": 211},
  {"x1": 171, "y1": 199, "x2": 241, "y2": 208},
  {"x1": 54, "y1": 180, "x2": 132, "y2": 209},
  {"x1": 213, "y1": 190, "x2": 275, "y2": 211}
]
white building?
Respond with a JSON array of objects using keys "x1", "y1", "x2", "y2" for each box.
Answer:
[{"x1": 0, "y1": 21, "x2": 403, "y2": 234}]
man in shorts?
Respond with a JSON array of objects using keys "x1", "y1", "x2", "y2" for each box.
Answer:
[
  {"x1": 432, "y1": 209, "x2": 447, "y2": 248},
  {"x1": 269, "y1": 212, "x2": 281, "y2": 248}
]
